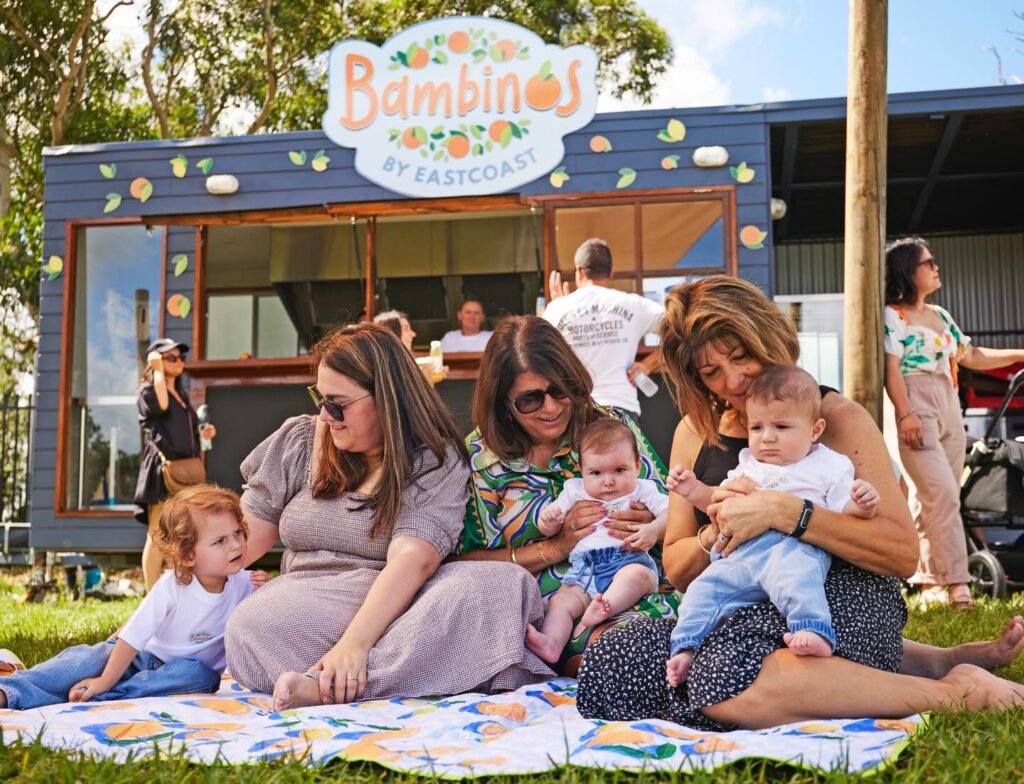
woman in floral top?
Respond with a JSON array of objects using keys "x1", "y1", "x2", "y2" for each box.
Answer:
[
  {"x1": 883, "y1": 237, "x2": 1024, "y2": 608},
  {"x1": 454, "y1": 316, "x2": 679, "y2": 674}
]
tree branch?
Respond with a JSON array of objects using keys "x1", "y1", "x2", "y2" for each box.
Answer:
[
  {"x1": 245, "y1": 0, "x2": 278, "y2": 134},
  {"x1": 51, "y1": 0, "x2": 98, "y2": 144},
  {"x1": 142, "y1": 1, "x2": 171, "y2": 138},
  {"x1": 0, "y1": 7, "x2": 60, "y2": 72}
]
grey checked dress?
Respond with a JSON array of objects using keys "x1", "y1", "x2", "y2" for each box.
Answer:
[{"x1": 225, "y1": 415, "x2": 553, "y2": 697}]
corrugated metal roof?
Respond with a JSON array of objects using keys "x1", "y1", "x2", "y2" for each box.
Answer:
[{"x1": 775, "y1": 232, "x2": 1024, "y2": 347}]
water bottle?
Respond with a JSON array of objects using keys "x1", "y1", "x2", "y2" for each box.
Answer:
[
  {"x1": 535, "y1": 294, "x2": 546, "y2": 316},
  {"x1": 634, "y1": 370, "x2": 659, "y2": 398},
  {"x1": 429, "y1": 340, "x2": 443, "y2": 374},
  {"x1": 197, "y1": 404, "x2": 213, "y2": 451}
]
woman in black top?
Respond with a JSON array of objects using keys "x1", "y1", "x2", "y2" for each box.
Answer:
[
  {"x1": 576, "y1": 276, "x2": 1024, "y2": 729},
  {"x1": 132, "y1": 338, "x2": 215, "y2": 589}
]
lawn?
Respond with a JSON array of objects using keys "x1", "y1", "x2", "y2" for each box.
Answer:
[{"x1": 1, "y1": 572, "x2": 1023, "y2": 783}]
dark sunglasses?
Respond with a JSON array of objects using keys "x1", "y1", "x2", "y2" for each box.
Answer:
[
  {"x1": 307, "y1": 384, "x2": 371, "y2": 421},
  {"x1": 916, "y1": 257, "x2": 937, "y2": 270},
  {"x1": 509, "y1": 385, "x2": 570, "y2": 415},
  {"x1": 162, "y1": 352, "x2": 185, "y2": 363}
]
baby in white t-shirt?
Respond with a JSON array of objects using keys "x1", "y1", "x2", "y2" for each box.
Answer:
[
  {"x1": 0, "y1": 485, "x2": 268, "y2": 709},
  {"x1": 664, "y1": 366, "x2": 879, "y2": 686},
  {"x1": 525, "y1": 418, "x2": 668, "y2": 664}
]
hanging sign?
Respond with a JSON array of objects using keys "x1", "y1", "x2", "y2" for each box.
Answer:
[{"x1": 323, "y1": 17, "x2": 598, "y2": 198}]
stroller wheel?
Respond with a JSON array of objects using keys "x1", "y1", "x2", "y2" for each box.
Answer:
[{"x1": 967, "y1": 550, "x2": 1007, "y2": 600}]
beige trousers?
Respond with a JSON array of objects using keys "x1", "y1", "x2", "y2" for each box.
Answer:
[{"x1": 899, "y1": 373, "x2": 969, "y2": 585}]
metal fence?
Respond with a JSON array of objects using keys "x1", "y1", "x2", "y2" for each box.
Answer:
[{"x1": 1, "y1": 394, "x2": 33, "y2": 524}]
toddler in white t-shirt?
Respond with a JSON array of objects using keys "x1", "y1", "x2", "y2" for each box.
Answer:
[
  {"x1": 525, "y1": 418, "x2": 668, "y2": 663},
  {"x1": 664, "y1": 366, "x2": 879, "y2": 686},
  {"x1": 0, "y1": 485, "x2": 268, "y2": 709}
]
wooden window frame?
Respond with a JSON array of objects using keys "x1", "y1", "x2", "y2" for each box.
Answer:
[
  {"x1": 535, "y1": 185, "x2": 738, "y2": 297},
  {"x1": 55, "y1": 217, "x2": 165, "y2": 518}
]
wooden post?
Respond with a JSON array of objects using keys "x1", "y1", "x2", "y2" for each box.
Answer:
[{"x1": 843, "y1": 0, "x2": 888, "y2": 423}]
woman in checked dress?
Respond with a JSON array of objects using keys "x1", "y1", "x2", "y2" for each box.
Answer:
[{"x1": 225, "y1": 324, "x2": 551, "y2": 709}]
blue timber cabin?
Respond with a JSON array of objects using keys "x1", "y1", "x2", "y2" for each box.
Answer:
[{"x1": 30, "y1": 84, "x2": 1024, "y2": 551}]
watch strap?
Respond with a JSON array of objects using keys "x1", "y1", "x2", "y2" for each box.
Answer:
[{"x1": 788, "y1": 499, "x2": 814, "y2": 539}]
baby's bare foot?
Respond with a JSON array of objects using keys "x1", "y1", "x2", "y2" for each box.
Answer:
[
  {"x1": 580, "y1": 594, "x2": 612, "y2": 627},
  {"x1": 273, "y1": 672, "x2": 321, "y2": 711},
  {"x1": 784, "y1": 631, "x2": 833, "y2": 657},
  {"x1": 0, "y1": 690, "x2": 7, "y2": 709},
  {"x1": 525, "y1": 624, "x2": 563, "y2": 664},
  {"x1": 666, "y1": 651, "x2": 694, "y2": 687}
]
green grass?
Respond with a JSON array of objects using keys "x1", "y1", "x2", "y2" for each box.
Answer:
[{"x1": 2, "y1": 573, "x2": 1024, "y2": 783}]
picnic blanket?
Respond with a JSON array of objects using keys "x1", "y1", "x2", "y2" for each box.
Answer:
[{"x1": 1, "y1": 651, "x2": 923, "y2": 776}]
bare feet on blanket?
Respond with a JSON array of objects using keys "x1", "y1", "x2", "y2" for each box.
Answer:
[
  {"x1": 273, "y1": 672, "x2": 321, "y2": 711},
  {"x1": 525, "y1": 624, "x2": 563, "y2": 664},
  {"x1": 579, "y1": 593, "x2": 612, "y2": 627},
  {"x1": 940, "y1": 663, "x2": 1024, "y2": 711},
  {"x1": 666, "y1": 651, "x2": 694, "y2": 687},
  {"x1": 783, "y1": 631, "x2": 833, "y2": 657}
]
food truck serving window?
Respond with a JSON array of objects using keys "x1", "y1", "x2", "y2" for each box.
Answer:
[
  {"x1": 203, "y1": 210, "x2": 542, "y2": 357},
  {"x1": 63, "y1": 225, "x2": 163, "y2": 511}
]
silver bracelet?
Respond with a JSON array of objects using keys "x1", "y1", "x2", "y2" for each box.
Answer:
[
  {"x1": 696, "y1": 524, "x2": 713, "y2": 555},
  {"x1": 896, "y1": 408, "x2": 917, "y2": 423}
]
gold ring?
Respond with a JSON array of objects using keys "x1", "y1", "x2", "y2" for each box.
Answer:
[{"x1": 346, "y1": 676, "x2": 358, "y2": 680}]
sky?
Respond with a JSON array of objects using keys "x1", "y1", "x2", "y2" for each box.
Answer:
[
  {"x1": 598, "y1": 0, "x2": 1024, "y2": 111},
  {"x1": 101, "y1": 1, "x2": 1024, "y2": 115}
]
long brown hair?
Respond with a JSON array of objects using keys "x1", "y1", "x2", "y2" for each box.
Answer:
[
  {"x1": 310, "y1": 323, "x2": 467, "y2": 537},
  {"x1": 473, "y1": 316, "x2": 595, "y2": 463},
  {"x1": 660, "y1": 276, "x2": 800, "y2": 446}
]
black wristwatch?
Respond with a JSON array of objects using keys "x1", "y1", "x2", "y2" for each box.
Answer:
[{"x1": 788, "y1": 499, "x2": 814, "y2": 539}]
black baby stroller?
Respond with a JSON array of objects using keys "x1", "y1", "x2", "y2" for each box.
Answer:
[{"x1": 961, "y1": 368, "x2": 1024, "y2": 599}]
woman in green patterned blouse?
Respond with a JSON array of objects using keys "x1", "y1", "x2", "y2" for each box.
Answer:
[{"x1": 450, "y1": 316, "x2": 679, "y2": 674}]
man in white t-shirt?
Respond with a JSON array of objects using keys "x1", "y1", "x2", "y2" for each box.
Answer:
[
  {"x1": 542, "y1": 239, "x2": 663, "y2": 415},
  {"x1": 440, "y1": 299, "x2": 493, "y2": 352}
]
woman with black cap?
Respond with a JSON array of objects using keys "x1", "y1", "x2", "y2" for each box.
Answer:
[{"x1": 133, "y1": 338, "x2": 216, "y2": 590}]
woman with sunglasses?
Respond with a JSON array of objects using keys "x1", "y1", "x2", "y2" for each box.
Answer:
[
  {"x1": 884, "y1": 237, "x2": 1024, "y2": 608},
  {"x1": 133, "y1": 338, "x2": 216, "y2": 590},
  {"x1": 453, "y1": 316, "x2": 678, "y2": 674},
  {"x1": 225, "y1": 324, "x2": 551, "y2": 708}
]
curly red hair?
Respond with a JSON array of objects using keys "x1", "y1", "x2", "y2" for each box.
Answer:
[{"x1": 155, "y1": 484, "x2": 246, "y2": 585}]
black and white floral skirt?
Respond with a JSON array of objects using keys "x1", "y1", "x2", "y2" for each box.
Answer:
[{"x1": 576, "y1": 559, "x2": 907, "y2": 730}]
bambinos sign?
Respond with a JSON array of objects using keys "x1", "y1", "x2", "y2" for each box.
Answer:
[{"x1": 323, "y1": 17, "x2": 598, "y2": 198}]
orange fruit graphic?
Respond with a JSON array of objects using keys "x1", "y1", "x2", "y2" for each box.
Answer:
[
  {"x1": 525, "y1": 74, "x2": 561, "y2": 110},
  {"x1": 494, "y1": 40, "x2": 516, "y2": 62},
  {"x1": 447, "y1": 134, "x2": 470, "y2": 158},
  {"x1": 129, "y1": 177, "x2": 150, "y2": 200},
  {"x1": 448, "y1": 31, "x2": 471, "y2": 53},
  {"x1": 488, "y1": 120, "x2": 510, "y2": 143},
  {"x1": 408, "y1": 45, "x2": 429, "y2": 69},
  {"x1": 589, "y1": 135, "x2": 611, "y2": 153},
  {"x1": 105, "y1": 721, "x2": 166, "y2": 740},
  {"x1": 192, "y1": 698, "x2": 251, "y2": 714},
  {"x1": 402, "y1": 127, "x2": 423, "y2": 149},
  {"x1": 739, "y1": 225, "x2": 767, "y2": 248},
  {"x1": 477, "y1": 701, "x2": 526, "y2": 722}
]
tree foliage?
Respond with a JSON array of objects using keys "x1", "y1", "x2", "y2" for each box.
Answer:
[{"x1": 0, "y1": 0, "x2": 671, "y2": 393}]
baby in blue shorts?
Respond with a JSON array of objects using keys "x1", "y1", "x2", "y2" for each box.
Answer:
[
  {"x1": 665, "y1": 366, "x2": 880, "y2": 686},
  {"x1": 525, "y1": 418, "x2": 669, "y2": 664}
]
